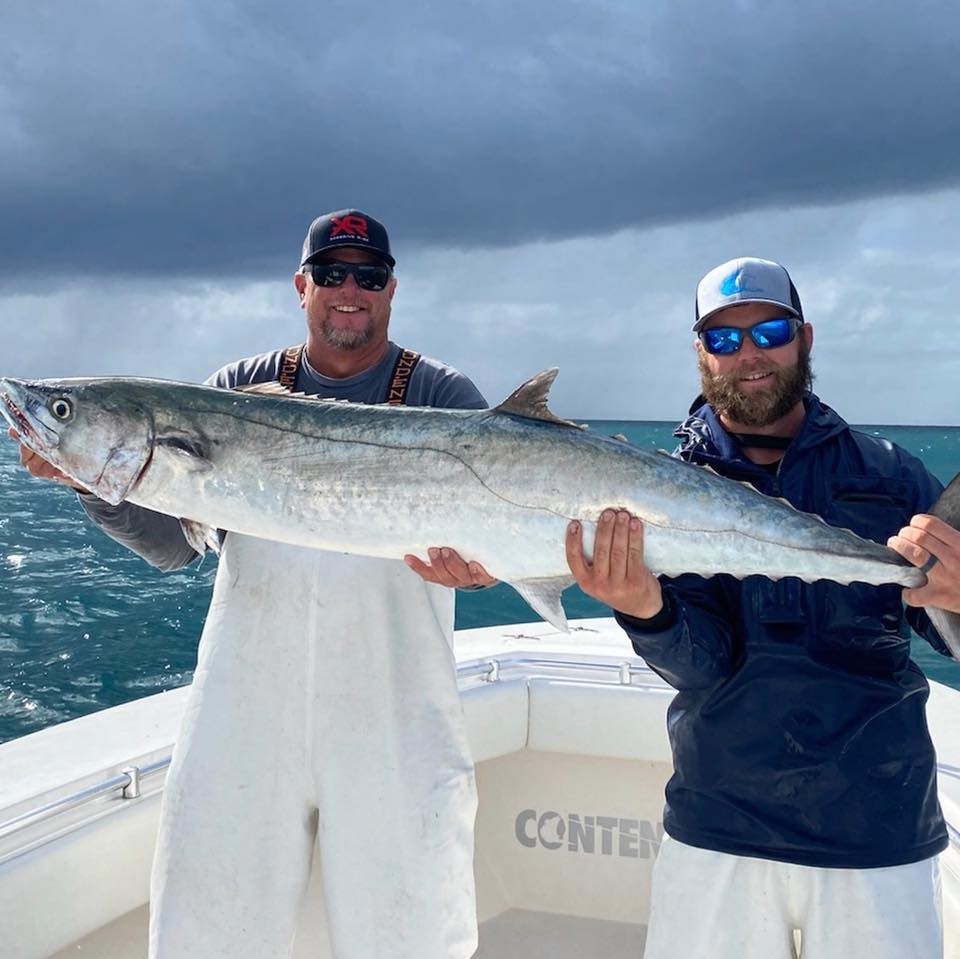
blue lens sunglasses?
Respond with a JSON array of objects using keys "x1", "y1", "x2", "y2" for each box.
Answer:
[{"x1": 699, "y1": 316, "x2": 803, "y2": 356}]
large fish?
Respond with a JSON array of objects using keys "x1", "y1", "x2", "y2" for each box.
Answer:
[{"x1": 1, "y1": 371, "x2": 958, "y2": 651}]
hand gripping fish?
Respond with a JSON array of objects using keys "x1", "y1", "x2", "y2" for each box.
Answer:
[{"x1": 1, "y1": 371, "x2": 958, "y2": 651}]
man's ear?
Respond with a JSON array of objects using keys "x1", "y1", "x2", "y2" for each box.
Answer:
[{"x1": 294, "y1": 271, "x2": 307, "y2": 302}]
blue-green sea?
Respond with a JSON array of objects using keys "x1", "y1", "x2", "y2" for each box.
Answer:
[{"x1": 1, "y1": 422, "x2": 958, "y2": 745}]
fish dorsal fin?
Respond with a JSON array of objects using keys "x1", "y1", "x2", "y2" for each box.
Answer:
[
  {"x1": 232, "y1": 383, "x2": 351, "y2": 404},
  {"x1": 494, "y1": 369, "x2": 584, "y2": 430},
  {"x1": 233, "y1": 382, "x2": 308, "y2": 398}
]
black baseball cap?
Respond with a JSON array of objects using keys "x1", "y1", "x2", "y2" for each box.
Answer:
[{"x1": 300, "y1": 209, "x2": 395, "y2": 269}]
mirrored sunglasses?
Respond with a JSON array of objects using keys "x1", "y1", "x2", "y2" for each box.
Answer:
[{"x1": 699, "y1": 317, "x2": 803, "y2": 355}]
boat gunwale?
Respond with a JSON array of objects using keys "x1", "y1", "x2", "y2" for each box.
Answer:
[
  {"x1": 4, "y1": 638, "x2": 960, "y2": 865},
  {"x1": 0, "y1": 650, "x2": 670, "y2": 862}
]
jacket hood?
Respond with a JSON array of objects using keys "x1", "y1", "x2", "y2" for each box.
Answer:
[{"x1": 673, "y1": 392, "x2": 850, "y2": 466}]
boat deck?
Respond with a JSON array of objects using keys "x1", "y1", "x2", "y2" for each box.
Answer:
[
  {"x1": 50, "y1": 906, "x2": 646, "y2": 958},
  {"x1": 479, "y1": 910, "x2": 645, "y2": 956}
]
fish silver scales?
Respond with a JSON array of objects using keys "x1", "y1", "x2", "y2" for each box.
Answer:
[{"x1": 0, "y1": 369, "x2": 953, "y2": 638}]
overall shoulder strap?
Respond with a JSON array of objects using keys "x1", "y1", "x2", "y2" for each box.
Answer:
[
  {"x1": 385, "y1": 348, "x2": 421, "y2": 405},
  {"x1": 278, "y1": 344, "x2": 305, "y2": 391}
]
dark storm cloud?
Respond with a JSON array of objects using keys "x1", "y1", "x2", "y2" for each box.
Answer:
[{"x1": 2, "y1": 0, "x2": 959, "y2": 281}]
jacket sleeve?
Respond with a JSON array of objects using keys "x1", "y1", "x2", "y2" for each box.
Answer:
[
  {"x1": 907, "y1": 605, "x2": 954, "y2": 658},
  {"x1": 77, "y1": 494, "x2": 201, "y2": 571},
  {"x1": 615, "y1": 573, "x2": 739, "y2": 690}
]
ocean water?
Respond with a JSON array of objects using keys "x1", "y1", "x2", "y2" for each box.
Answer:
[{"x1": 1, "y1": 422, "x2": 958, "y2": 745}]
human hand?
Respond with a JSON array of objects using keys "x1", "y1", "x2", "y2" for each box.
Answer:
[
  {"x1": 565, "y1": 509, "x2": 663, "y2": 619},
  {"x1": 889, "y1": 514, "x2": 960, "y2": 614},
  {"x1": 404, "y1": 547, "x2": 497, "y2": 589},
  {"x1": 7, "y1": 427, "x2": 90, "y2": 493}
]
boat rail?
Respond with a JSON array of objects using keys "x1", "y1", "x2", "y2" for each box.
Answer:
[
  {"x1": 5, "y1": 652, "x2": 960, "y2": 864},
  {"x1": 0, "y1": 652, "x2": 661, "y2": 864}
]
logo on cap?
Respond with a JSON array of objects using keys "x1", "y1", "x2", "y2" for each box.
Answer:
[
  {"x1": 720, "y1": 269, "x2": 763, "y2": 297},
  {"x1": 330, "y1": 214, "x2": 369, "y2": 240}
]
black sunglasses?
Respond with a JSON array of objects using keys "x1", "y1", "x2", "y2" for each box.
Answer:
[
  {"x1": 699, "y1": 317, "x2": 803, "y2": 355},
  {"x1": 306, "y1": 261, "x2": 393, "y2": 292}
]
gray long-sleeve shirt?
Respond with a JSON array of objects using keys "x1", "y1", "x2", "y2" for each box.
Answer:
[{"x1": 79, "y1": 343, "x2": 487, "y2": 569}]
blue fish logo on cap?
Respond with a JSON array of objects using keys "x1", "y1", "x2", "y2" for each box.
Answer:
[{"x1": 720, "y1": 269, "x2": 763, "y2": 296}]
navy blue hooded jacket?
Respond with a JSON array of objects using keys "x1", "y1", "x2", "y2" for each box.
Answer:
[{"x1": 617, "y1": 393, "x2": 950, "y2": 868}]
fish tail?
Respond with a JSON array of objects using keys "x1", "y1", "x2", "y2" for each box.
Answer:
[
  {"x1": 931, "y1": 471, "x2": 960, "y2": 530},
  {"x1": 926, "y1": 471, "x2": 960, "y2": 659}
]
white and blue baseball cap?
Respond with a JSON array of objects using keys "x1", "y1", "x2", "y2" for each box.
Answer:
[{"x1": 694, "y1": 257, "x2": 804, "y2": 331}]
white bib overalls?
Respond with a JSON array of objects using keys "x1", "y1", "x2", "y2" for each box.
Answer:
[{"x1": 149, "y1": 534, "x2": 478, "y2": 958}]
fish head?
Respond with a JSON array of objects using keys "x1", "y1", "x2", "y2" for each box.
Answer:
[{"x1": 0, "y1": 377, "x2": 154, "y2": 505}]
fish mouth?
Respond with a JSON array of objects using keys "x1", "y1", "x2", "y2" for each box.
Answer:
[
  {"x1": 0, "y1": 380, "x2": 60, "y2": 454},
  {"x1": 1, "y1": 393, "x2": 34, "y2": 439}
]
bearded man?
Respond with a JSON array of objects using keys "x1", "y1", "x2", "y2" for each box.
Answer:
[{"x1": 566, "y1": 257, "x2": 960, "y2": 959}]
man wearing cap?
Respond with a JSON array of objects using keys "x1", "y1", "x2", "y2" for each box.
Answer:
[
  {"x1": 12, "y1": 209, "x2": 491, "y2": 958},
  {"x1": 566, "y1": 257, "x2": 960, "y2": 958}
]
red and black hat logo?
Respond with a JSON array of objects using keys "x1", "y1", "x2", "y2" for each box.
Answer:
[{"x1": 329, "y1": 214, "x2": 369, "y2": 240}]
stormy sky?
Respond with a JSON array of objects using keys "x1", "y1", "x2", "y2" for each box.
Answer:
[{"x1": 2, "y1": 0, "x2": 959, "y2": 424}]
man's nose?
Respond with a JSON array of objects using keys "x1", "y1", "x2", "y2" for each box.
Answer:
[{"x1": 737, "y1": 333, "x2": 763, "y2": 358}]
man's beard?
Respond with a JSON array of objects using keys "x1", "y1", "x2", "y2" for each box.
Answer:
[
  {"x1": 320, "y1": 316, "x2": 375, "y2": 351},
  {"x1": 698, "y1": 343, "x2": 814, "y2": 428}
]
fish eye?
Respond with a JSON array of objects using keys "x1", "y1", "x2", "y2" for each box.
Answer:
[{"x1": 50, "y1": 397, "x2": 73, "y2": 421}]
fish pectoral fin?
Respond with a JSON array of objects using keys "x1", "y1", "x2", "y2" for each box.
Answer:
[
  {"x1": 180, "y1": 519, "x2": 221, "y2": 557},
  {"x1": 511, "y1": 576, "x2": 575, "y2": 632},
  {"x1": 155, "y1": 432, "x2": 213, "y2": 470}
]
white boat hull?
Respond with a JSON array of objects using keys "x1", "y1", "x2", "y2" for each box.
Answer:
[{"x1": 2, "y1": 618, "x2": 959, "y2": 957}]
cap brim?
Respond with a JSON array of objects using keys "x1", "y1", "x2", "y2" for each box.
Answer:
[
  {"x1": 693, "y1": 299, "x2": 802, "y2": 332},
  {"x1": 302, "y1": 243, "x2": 395, "y2": 269}
]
